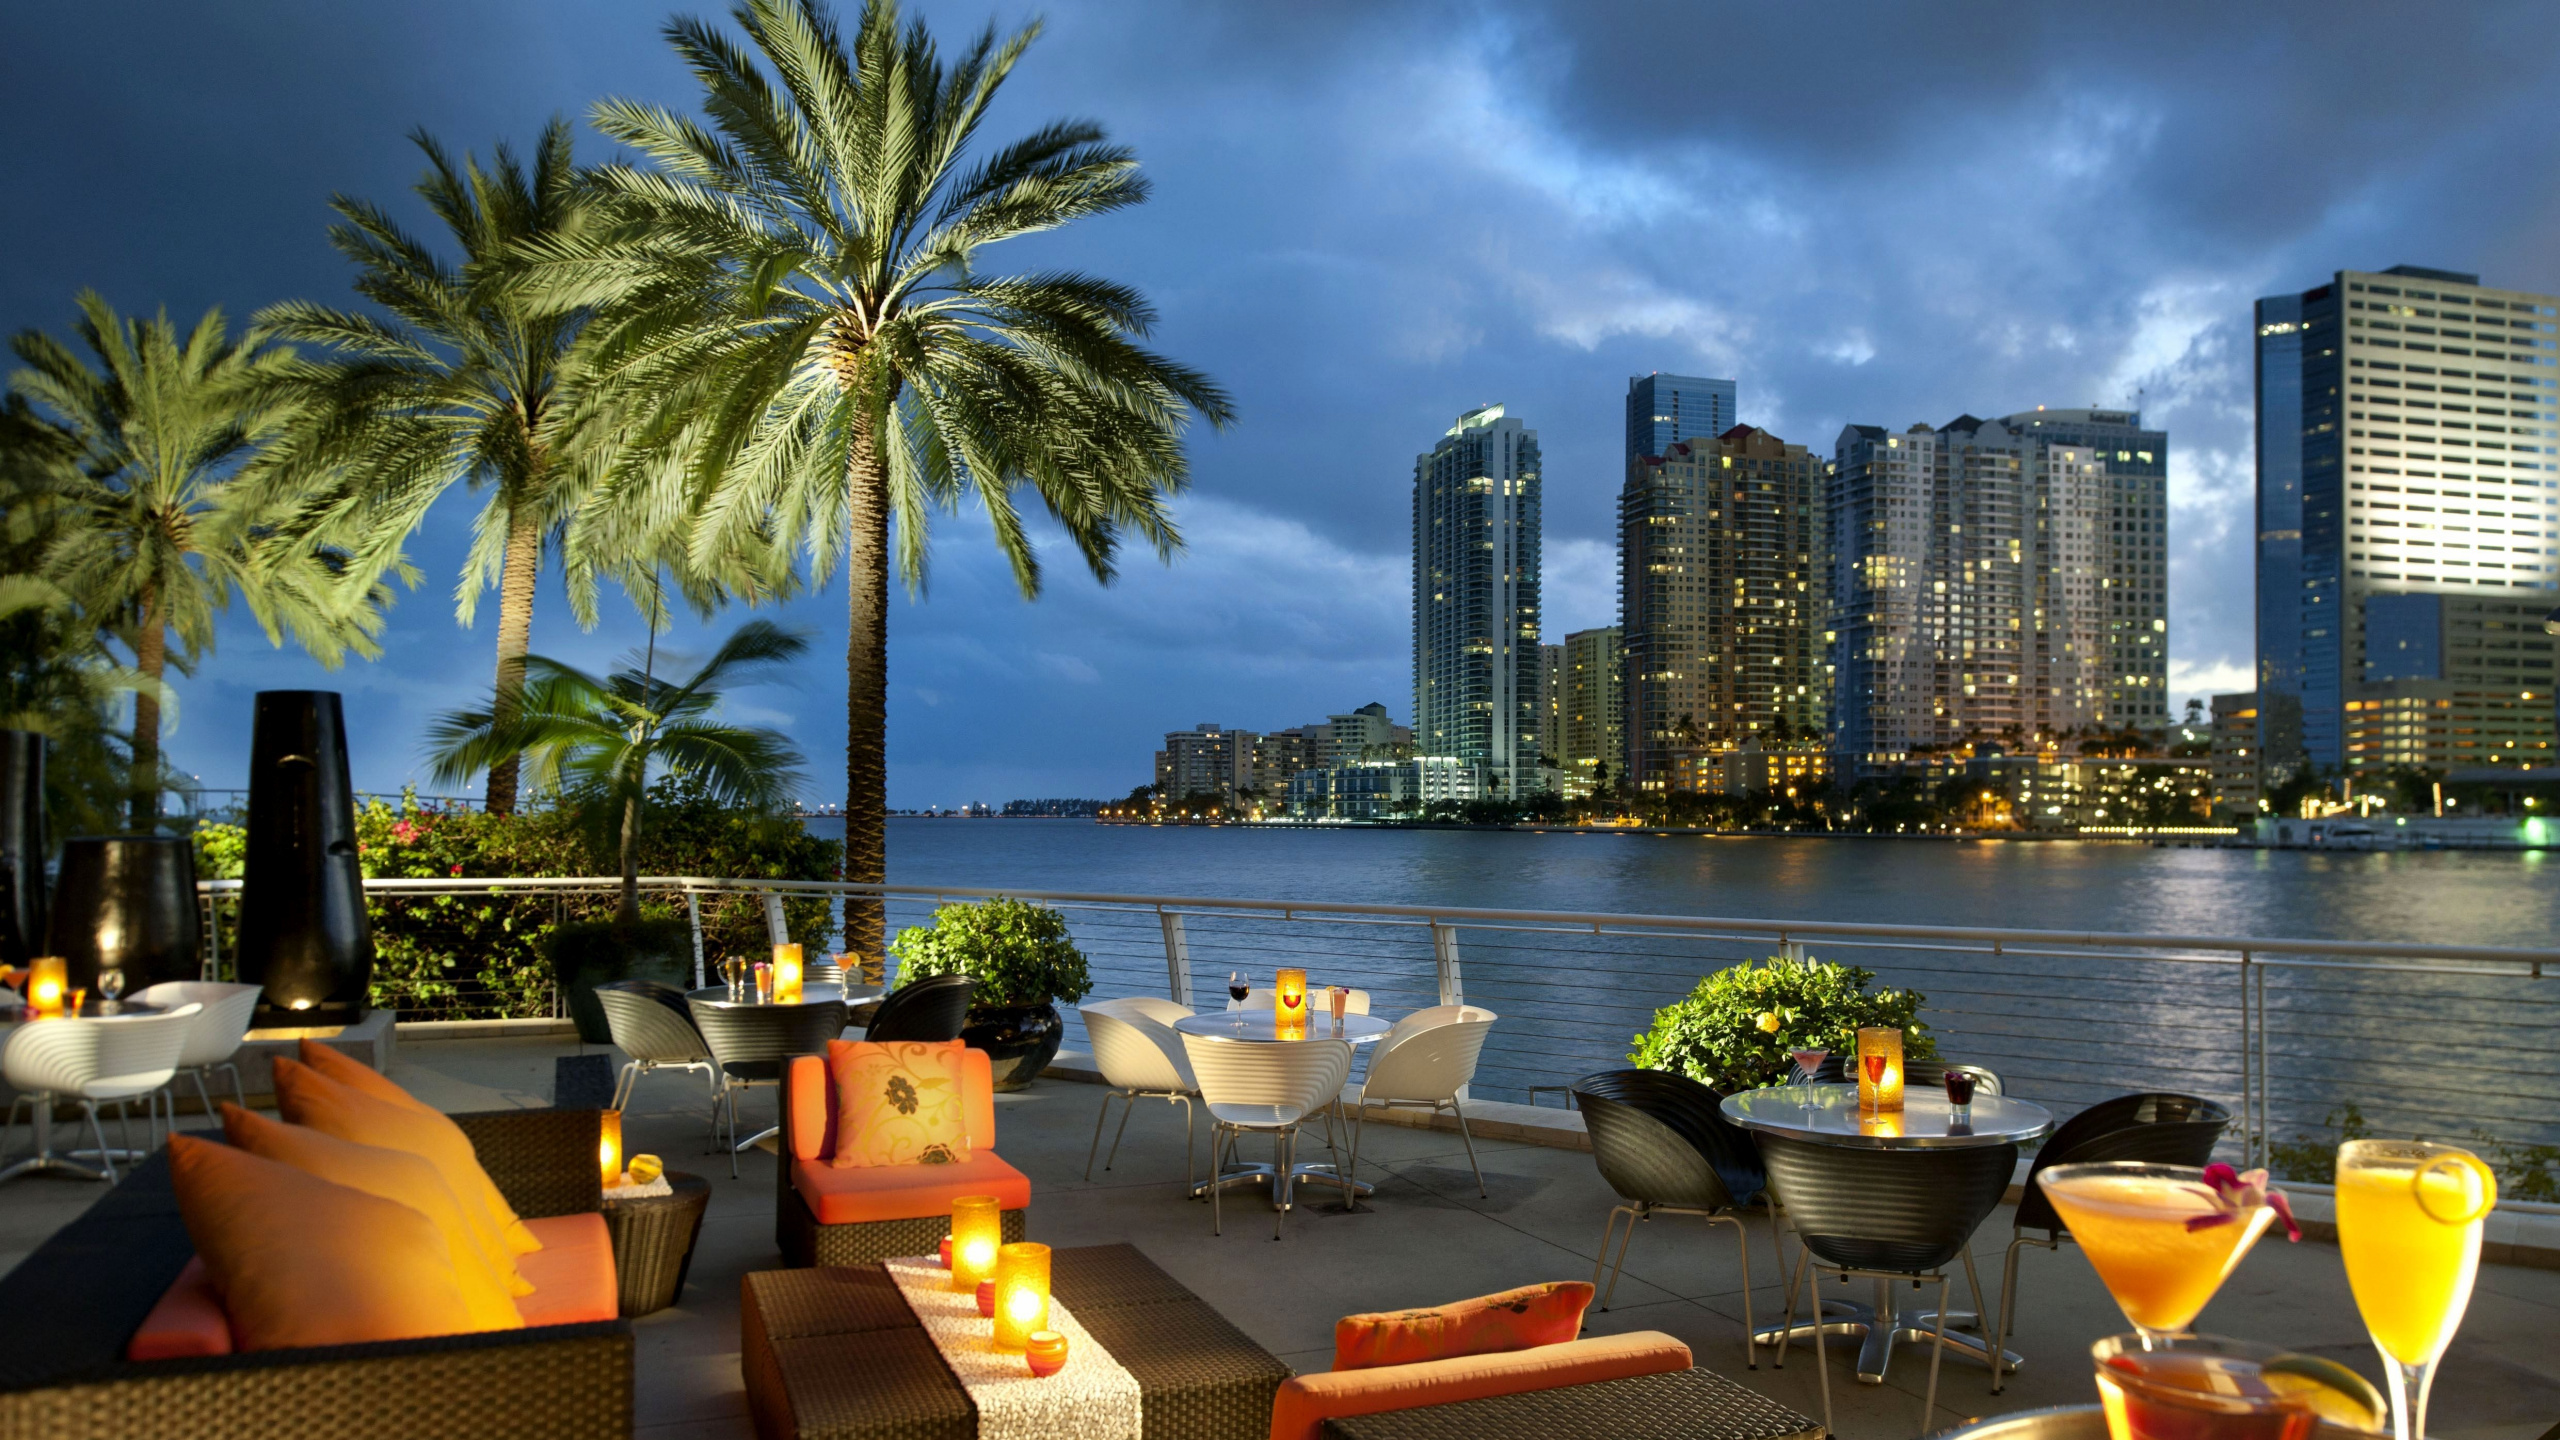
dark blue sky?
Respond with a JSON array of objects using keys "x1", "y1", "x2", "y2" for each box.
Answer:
[{"x1": 9, "y1": 1, "x2": 2560, "y2": 808}]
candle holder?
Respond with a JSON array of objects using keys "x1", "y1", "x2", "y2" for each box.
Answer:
[
  {"x1": 1857, "y1": 1027, "x2": 1904, "y2": 1112},
  {"x1": 992, "y1": 1242, "x2": 1052, "y2": 1350},
  {"x1": 1274, "y1": 968, "x2": 1307, "y2": 1019},
  {"x1": 949, "y1": 1195, "x2": 1003, "y2": 1293},
  {"x1": 599, "y1": 1110, "x2": 625, "y2": 1187},
  {"x1": 975, "y1": 1280, "x2": 995, "y2": 1317},
  {"x1": 1025, "y1": 1330, "x2": 1068, "y2": 1377},
  {"x1": 772, "y1": 943, "x2": 803, "y2": 1004},
  {"x1": 26, "y1": 956, "x2": 65, "y2": 1015}
]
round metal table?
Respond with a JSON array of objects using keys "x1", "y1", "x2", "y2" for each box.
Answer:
[
  {"x1": 1722, "y1": 1082, "x2": 2053, "y2": 1386},
  {"x1": 1173, "y1": 1009, "x2": 1391, "y2": 1206}
]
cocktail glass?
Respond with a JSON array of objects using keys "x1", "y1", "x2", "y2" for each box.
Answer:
[
  {"x1": 2092, "y1": 1332, "x2": 2384, "y2": 1440},
  {"x1": 2336, "y1": 1139, "x2": 2496, "y2": 1440},
  {"x1": 2038, "y1": 1162, "x2": 2281, "y2": 1347},
  {"x1": 1789, "y1": 1048, "x2": 1828, "y2": 1085}
]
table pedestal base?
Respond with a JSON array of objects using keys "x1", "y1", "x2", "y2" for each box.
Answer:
[
  {"x1": 1753, "y1": 1280, "x2": 2020, "y2": 1384},
  {"x1": 1191, "y1": 1162, "x2": 1372, "y2": 1208},
  {"x1": 0, "y1": 1105, "x2": 113, "y2": 1185}
]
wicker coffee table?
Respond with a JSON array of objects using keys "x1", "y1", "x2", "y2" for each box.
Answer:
[
  {"x1": 603, "y1": 1170, "x2": 712, "y2": 1317},
  {"x1": 743, "y1": 1243, "x2": 1290, "y2": 1440},
  {"x1": 1319, "y1": 1365, "x2": 1822, "y2": 1440}
]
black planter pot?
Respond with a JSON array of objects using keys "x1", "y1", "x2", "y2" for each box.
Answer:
[
  {"x1": 0, "y1": 731, "x2": 44, "y2": 968},
  {"x1": 550, "y1": 918, "x2": 695, "y2": 1044},
  {"x1": 237, "y1": 691, "x2": 373, "y2": 1024},
  {"x1": 959, "y1": 1003, "x2": 1066, "y2": 1092},
  {"x1": 46, "y1": 835, "x2": 201, "y2": 991}
]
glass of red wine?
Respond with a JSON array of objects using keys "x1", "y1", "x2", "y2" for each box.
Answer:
[
  {"x1": 1227, "y1": 971, "x2": 1249, "y2": 1012},
  {"x1": 1862, "y1": 1051, "x2": 1886, "y2": 1109}
]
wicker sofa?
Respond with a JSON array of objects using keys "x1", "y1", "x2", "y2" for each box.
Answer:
[
  {"x1": 775, "y1": 1049, "x2": 1030, "y2": 1267},
  {"x1": 0, "y1": 1108, "x2": 634, "y2": 1440}
]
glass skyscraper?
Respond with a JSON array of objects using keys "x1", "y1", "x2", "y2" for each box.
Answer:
[
  {"x1": 1413, "y1": 405, "x2": 1543, "y2": 797},
  {"x1": 1626, "y1": 373, "x2": 1737, "y2": 464}
]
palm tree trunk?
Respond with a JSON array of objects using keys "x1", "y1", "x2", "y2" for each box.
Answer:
[
  {"x1": 617, "y1": 787, "x2": 641, "y2": 929},
  {"x1": 484, "y1": 504, "x2": 544, "y2": 816},
  {"x1": 129, "y1": 586, "x2": 166, "y2": 830},
  {"x1": 843, "y1": 405, "x2": 890, "y2": 981}
]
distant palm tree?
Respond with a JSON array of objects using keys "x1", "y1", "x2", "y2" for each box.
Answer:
[
  {"x1": 527, "y1": 0, "x2": 1233, "y2": 957},
  {"x1": 426, "y1": 619, "x2": 807, "y2": 926},
  {"x1": 8, "y1": 295, "x2": 387, "y2": 827}
]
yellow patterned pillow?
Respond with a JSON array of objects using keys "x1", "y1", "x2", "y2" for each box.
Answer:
[{"x1": 828, "y1": 1040, "x2": 974, "y2": 1168}]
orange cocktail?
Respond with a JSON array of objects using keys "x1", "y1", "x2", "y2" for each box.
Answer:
[{"x1": 2039, "y1": 1162, "x2": 2292, "y2": 1343}]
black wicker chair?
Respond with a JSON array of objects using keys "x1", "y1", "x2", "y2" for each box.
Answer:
[
  {"x1": 1989, "y1": 1092, "x2": 2232, "y2": 1392},
  {"x1": 1760, "y1": 1133, "x2": 2015, "y2": 1435},
  {"x1": 686, "y1": 998, "x2": 849, "y2": 1176},
  {"x1": 595, "y1": 981, "x2": 717, "y2": 1131},
  {"x1": 1571, "y1": 1070, "x2": 1782, "y2": 1373},
  {"x1": 864, "y1": 974, "x2": 975, "y2": 1042}
]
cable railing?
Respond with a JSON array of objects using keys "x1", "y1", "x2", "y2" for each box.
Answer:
[{"x1": 197, "y1": 874, "x2": 2560, "y2": 1186}]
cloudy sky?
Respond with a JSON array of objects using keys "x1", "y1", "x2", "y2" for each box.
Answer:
[{"x1": 8, "y1": 1, "x2": 2560, "y2": 809}]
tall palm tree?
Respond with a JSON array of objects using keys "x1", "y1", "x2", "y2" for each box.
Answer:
[
  {"x1": 531, "y1": 0, "x2": 1233, "y2": 955},
  {"x1": 8, "y1": 294, "x2": 389, "y2": 827},
  {"x1": 427, "y1": 619, "x2": 807, "y2": 925}
]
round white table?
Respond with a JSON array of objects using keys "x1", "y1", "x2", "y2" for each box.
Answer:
[
  {"x1": 1172, "y1": 1009, "x2": 1391, "y2": 1206},
  {"x1": 1721, "y1": 1082, "x2": 2053, "y2": 1385}
]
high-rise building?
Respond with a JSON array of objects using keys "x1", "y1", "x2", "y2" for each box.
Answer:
[
  {"x1": 1560, "y1": 627, "x2": 1623, "y2": 792},
  {"x1": 2254, "y1": 265, "x2": 2560, "y2": 782},
  {"x1": 1626, "y1": 373, "x2": 1738, "y2": 467},
  {"x1": 1154, "y1": 724, "x2": 1255, "y2": 803},
  {"x1": 1536, "y1": 645, "x2": 1565, "y2": 767},
  {"x1": 1621, "y1": 426, "x2": 1826, "y2": 793},
  {"x1": 1828, "y1": 409, "x2": 2167, "y2": 756},
  {"x1": 1414, "y1": 405, "x2": 1543, "y2": 797},
  {"x1": 2210, "y1": 692, "x2": 2261, "y2": 816}
]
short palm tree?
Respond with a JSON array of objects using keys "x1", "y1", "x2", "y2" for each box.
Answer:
[
  {"x1": 8, "y1": 294, "x2": 389, "y2": 827},
  {"x1": 426, "y1": 619, "x2": 808, "y2": 926},
  {"x1": 530, "y1": 0, "x2": 1233, "y2": 955}
]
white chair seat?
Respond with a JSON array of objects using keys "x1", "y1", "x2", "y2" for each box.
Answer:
[{"x1": 1203, "y1": 1101, "x2": 1305, "y2": 1129}]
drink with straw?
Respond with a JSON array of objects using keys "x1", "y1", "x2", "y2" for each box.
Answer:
[
  {"x1": 2037, "y1": 1162, "x2": 2299, "y2": 1344},
  {"x1": 2336, "y1": 1139, "x2": 2496, "y2": 1440}
]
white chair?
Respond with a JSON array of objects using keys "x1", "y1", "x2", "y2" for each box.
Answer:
[
  {"x1": 133, "y1": 980, "x2": 263, "y2": 1127},
  {"x1": 1342, "y1": 1008, "x2": 1498, "y2": 1197},
  {"x1": 1242, "y1": 987, "x2": 1370, "y2": 1015},
  {"x1": 1180, "y1": 1032, "x2": 1353, "y2": 1240},
  {"x1": 1078, "y1": 997, "x2": 1199, "y2": 1186},
  {"x1": 1, "y1": 1004, "x2": 201, "y2": 1184}
]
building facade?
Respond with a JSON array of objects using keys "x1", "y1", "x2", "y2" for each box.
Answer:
[
  {"x1": 1536, "y1": 644, "x2": 1565, "y2": 769},
  {"x1": 1829, "y1": 409, "x2": 2167, "y2": 757},
  {"x1": 1154, "y1": 724, "x2": 1256, "y2": 803},
  {"x1": 1560, "y1": 626, "x2": 1623, "y2": 794},
  {"x1": 1621, "y1": 426, "x2": 1827, "y2": 793},
  {"x1": 2210, "y1": 692, "x2": 2262, "y2": 816},
  {"x1": 1413, "y1": 405, "x2": 1543, "y2": 797},
  {"x1": 1626, "y1": 373, "x2": 1738, "y2": 467},
  {"x1": 2254, "y1": 265, "x2": 2560, "y2": 782}
]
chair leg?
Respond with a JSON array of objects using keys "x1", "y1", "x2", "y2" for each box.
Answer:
[
  {"x1": 1765, "y1": 1196, "x2": 1794, "y2": 1369},
  {"x1": 1598, "y1": 1205, "x2": 1640, "y2": 1311},
  {"x1": 192, "y1": 1068, "x2": 217, "y2": 1131},
  {"x1": 116, "y1": 1100, "x2": 134, "y2": 1158},
  {"x1": 1924, "y1": 1274, "x2": 1952, "y2": 1432},
  {"x1": 1210, "y1": 1124, "x2": 1225, "y2": 1236},
  {"x1": 221, "y1": 1062, "x2": 246, "y2": 1111},
  {"x1": 1959, "y1": 1245, "x2": 1989, "y2": 1340},
  {"x1": 1104, "y1": 1089, "x2": 1139, "y2": 1173},
  {"x1": 86, "y1": 1103, "x2": 116, "y2": 1185},
  {"x1": 1084, "y1": 1090, "x2": 1119, "y2": 1181},
  {"x1": 612, "y1": 1061, "x2": 638, "y2": 1112},
  {"x1": 1589, "y1": 1208, "x2": 1621, "y2": 1301},
  {"x1": 1723, "y1": 1215, "x2": 1756, "y2": 1371},
  {"x1": 1273, "y1": 1129, "x2": 1291, "y2": 1241},
  {"x1": 1992, "y1": 1235, "x2": 2029, "y2": 1394},
  {"x1": 1449, "y1": 1100, "x2": 1486, "y2": 1198},
  {"x1": 1343, "y1": 1104, "x2": 1367, "y2": 1207},
  {"x1": 1179, "y1": 1095, "x2": 1195, "y2": 1193},
  {"x1": 1776, "y1": 1237, "x2": 1806, "y2": 1370},
  {"x1": 1806, "y1": 1251, "x2": 1833, "y2": 1439}
]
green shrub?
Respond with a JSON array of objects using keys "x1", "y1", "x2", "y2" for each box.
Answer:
[
  {"x1": 888, "y1": 898, "x2": 1092, "y2": 1008},
  {"x1": 1630, "y1": 954, "x2": 1936, "y2": 1094}
]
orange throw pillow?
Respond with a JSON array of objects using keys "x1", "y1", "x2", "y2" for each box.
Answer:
[
  {"x1": 1332, "y1": 1281, "x2": 1594, "y2": 1371},
  {"x1": 827, "y1": 1039, "x2": 972, "y2": 1168},
  {"x1": 166, "y1": 1134, "x2": 475, "y2": 1351},
  {"x1": 220, "y1": 1104, "x2": 524, "y2": 1332},
  {"x1": 297, "y1": 1038, "x2": 432, "y2": 1111},
  {"x1": 272, "y1": 1057, "x2": 543, "y2": 1258}
]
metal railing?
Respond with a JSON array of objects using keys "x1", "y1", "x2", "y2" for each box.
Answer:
[{"x1": 198, "y1": 874, "x2": 2560, "y2": 1184}]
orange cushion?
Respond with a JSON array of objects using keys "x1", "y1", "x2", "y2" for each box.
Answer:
[
  {"x1": 829, "y1": 1040, "x2": 972, "y2": 1168},
  {"x1": 1268, "y1": 1331, "x2": 1692, "y2": 1440},
  {"x1": 165, "y1": 1134, "x2": 476, "y2": 1352},
  {"x1": 220, "y1": 1103, "x2": 524, "y2": 1331},
  {"x1": 514, "y1": 1213, "x2": 620, "y2": 1327},
  {"x1": 797, "y1": 1045, "x2": 998, "y2": 1161},
  {"x1": 297, "y1": 1038, "x2": 432, "y2": 1111},
  {"x1": 272, "y1": 1057, "x2": 543, "y2": 1259},
  {"x1": 1333, "y1": 1281, "x2": 1593, "y2": 1371},
  {"x1": 126, "y1": 1258, "x2": 234, "y2": 1360},
  {"x1": 791, "y1": 1151, "x2": 1031, "y2": 1224}
]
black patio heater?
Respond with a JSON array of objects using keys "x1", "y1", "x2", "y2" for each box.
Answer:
[
  {"x1": 0, "y1": 730, "x2": 46, "y2": 968},
  {"x1": 238, "y1": 691, "x2": 373, "y2": 1026}
]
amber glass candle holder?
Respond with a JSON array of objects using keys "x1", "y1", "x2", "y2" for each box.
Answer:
[
  {"x1": 598, "y1": 1110, "x2": 625, "y2": 1187},
  {"x1": 1856, "y1": 1027, "x2": 1905, "y2": 1112},
  {"x1": 1274, "y1": 968, "x2": 1307, "y2": 1018},
  {"x1": 26, "y1": 957, "x2": 65, "y2": 1015},
  {"x1": 771, "y1": 943, "x2": 803, "y2": 1004},
  {"x1": 949, "y1": 1195, "x2": 1003, "y2": 1293},
  {"x1": 992, "y1": 1242, "x2": 1052, "y2": 1350}
]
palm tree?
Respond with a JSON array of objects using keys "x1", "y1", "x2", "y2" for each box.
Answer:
[
  {"x1": 426, "y1": 619, "x2": 807, "y2": 926},
  {"x1": 526, "y1": 0, "x2": 1232, "y2": 957},
  {"x1": 8, "y1": 294, "x2": 388, "y2": 828}
]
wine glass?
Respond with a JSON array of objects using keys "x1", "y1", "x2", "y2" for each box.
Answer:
[
  {"x1": 96, "y1": 967, "x2": 125, "y2": 1014},
  {"x1": 1227, "y1": 971, "x2": 1249, "y2": 1011},
  {"x1": 2338, "y1": 1139, "x2": 2496, "y2": 1440}
]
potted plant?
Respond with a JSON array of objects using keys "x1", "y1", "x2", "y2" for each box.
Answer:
[
  {"x1": 1629, "y1": 954, "x2": 1937, "y2": 1094},
  {"x1": 887, "y1": 897, "x2": 1093, "y2": 1090}
]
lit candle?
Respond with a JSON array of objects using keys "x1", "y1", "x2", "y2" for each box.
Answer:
[
  {"x1": 949, "y1": 1195, "x2": 1003, "y2": 1294},
  {"x1": 772, "y1": 943, "x2": 803, "y2": 1004},
  {"x1": 992, "y1": 1242, "x2": 1052, "y2": 1350},
  {"x1": 1274, "y1": 968, "x2": 1307, "y2": 1017},
  {"x1": 599, "y1": 1110, "x2": 625, "y2": 1187},
  {"x1": 1025, "y1": 1330, "x2": 1069, "y2": 1377},
  {"x1": 26, "y1": 957, "x2": 64, "y2": 1015},
  {"x1": 1857, "y1": 1027, "x2": 1905, "y2": 1113}
]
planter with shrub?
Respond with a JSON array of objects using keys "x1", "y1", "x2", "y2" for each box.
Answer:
[
  {"x1": 550, "y1": 918, "x2": 696, "y2": 1044},
  {"x1": 887, "y1": 898, "x2": 1093, "y2": 1090},
  {"x1": 1630, "y1": 954, "x2": 1937, "y2": 1094}
]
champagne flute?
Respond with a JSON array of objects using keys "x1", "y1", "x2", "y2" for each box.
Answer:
[{"x1": 2337, "y1": 1139, "x2": 2497, "y2": 1440}]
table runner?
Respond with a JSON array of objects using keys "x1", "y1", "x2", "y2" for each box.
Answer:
[{"x1": 884, "y1": 1256, "x2": 1143, "y2": 1440}]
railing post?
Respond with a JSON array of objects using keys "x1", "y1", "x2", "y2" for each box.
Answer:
[
  {"x1": 763, "y1": 890, "x2": 789, "y2": 946},
  {"x1": 1779, "y1": 938, "x2": 1806, "y2": 963},
  {"x1": 2250, "y1": 950, "x2": 2268, "y2": 1170},
  {"x1": 687, "y1": 890, "x2": 706, "y2": 990},
  {"x1": 1432, "y1": 922, "x2": 1464, "y2": 1007},
  {"x1": 1158, "y1": 911, "x2": 1194, "y2": 1007}
]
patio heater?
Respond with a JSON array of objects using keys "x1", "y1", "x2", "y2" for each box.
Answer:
[
  {"x1": 0, "y1": 730, "x2": 44, "y2": 968},
  {"x1": 238, "y1": 691, "x2": 373, "y2": 1027}
]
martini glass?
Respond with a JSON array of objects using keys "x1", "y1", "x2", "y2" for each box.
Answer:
[
  {"x1": 1789, "y1": 1048, "x2": 1829, "y2": 1085},
  {"x1": 2038, "y1": 1162, "x2": 2278, "y2": 1347}
]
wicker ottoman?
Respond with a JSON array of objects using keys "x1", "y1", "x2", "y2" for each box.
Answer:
[
  {"x1": 603, "y1": 1171, "x2": 712, "y2": 1317},
  {"x1": 741, "y1": 1243, "x2": 1289, "y2": 1440},
  {"x1": 1318, "y1": 1366, "x2": 1822, "y2": 1440}
]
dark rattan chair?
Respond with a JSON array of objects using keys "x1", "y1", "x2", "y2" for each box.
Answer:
[
  {"x1": 1760, "y1": 1132, "x2": 2016, "y2": 1435},
  {"x1": 687, "y1": 997, "x2": 849, "y2": 1176},
  {"x1": 1989, "y1": 1092, "x2": 2231, "y2": 1392},
  {"x1": 1572, "y1": 1069, "x2": 1781, "y2": 1372},
  {"x1": 865, "y1": 974, "x2": 974, "y2": 1042},
  {"x1": 596, "y1": 981, "x2": 717, "y2": 1130}
]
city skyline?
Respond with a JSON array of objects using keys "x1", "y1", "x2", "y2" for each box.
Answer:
[{"x1": 9, "y1": 3, "x2": 2560, "y2": 806}]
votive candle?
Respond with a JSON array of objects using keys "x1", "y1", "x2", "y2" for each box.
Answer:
[
  {"x1": 949, "y1": 1195, "x2": 1003, "y2": 1293},
  {"x1": 992, "y1": 1242, "x2": 1052, "y2": 1350}
]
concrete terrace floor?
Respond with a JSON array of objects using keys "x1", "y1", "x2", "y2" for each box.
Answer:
[{"x1": 6, "y1": 1030, "x2": 2559, "y2": 1440}]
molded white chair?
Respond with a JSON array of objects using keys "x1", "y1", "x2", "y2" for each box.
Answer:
[
  {"x1": 1341, "y1": 1009, "x2": 1498, "y2": 1197},
  {"x1": 1079, "y1": 997, "x2": 1200, "y2": 1186},
  {"x1": 1241, "y1": 987, "x2": 1370, "y2": 1015},
  {"x1": 1, "y1": 1004, "x2": 201, "y2": 1184},
  {"x1": 133, "y1": 981, "x2": 263, "y2": 1126},
  {"x1": 1181, "y1": 1033, "x2": 1354, "y2": 1240}
]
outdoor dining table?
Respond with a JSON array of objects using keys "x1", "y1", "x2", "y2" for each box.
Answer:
[
  {"x1": 1173, "y1": 1007, "x2": 1391, "y2": 1205},
  {"x1": 1721, "y1": 1081, "x2": 2053, "y2": 1385}
]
